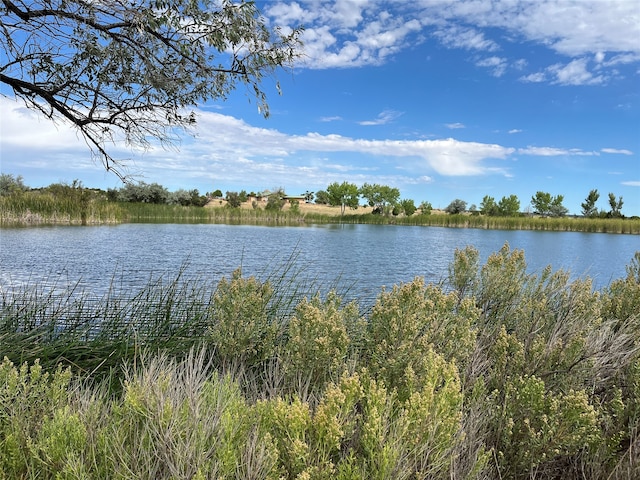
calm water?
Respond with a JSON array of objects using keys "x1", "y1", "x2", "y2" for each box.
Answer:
[{"x1": 1, "y1": 224, "x2": 638, "y2": 303}]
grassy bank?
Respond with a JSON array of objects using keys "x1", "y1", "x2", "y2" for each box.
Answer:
[
  {"x1": 2, "y1": 192, "x2": 640, "y2": 233},
  {"x1": 1, "y1": 245, "x2": 639, "y2": 478}
]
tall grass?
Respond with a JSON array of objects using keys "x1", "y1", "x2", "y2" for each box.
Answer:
[
  {"x1": 390, "y1": 213, "x2": 640, "y2": 233},
  {"x1": 1, "y1": 246, "x2": 639, "y2": 478},
  {"x1": 0, "y1": 191, "x2": 124, "y2": 225}
]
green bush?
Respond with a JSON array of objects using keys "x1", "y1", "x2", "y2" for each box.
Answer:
[
  {"x1": 0, "y1": 358, "x2": 73, "y2": 477},
  {"x1": 207, "y1": 269, "x2": 278, "y2": 368},
  {"x1": 364, "y1": 278, "x2": 477, "y2": 400},
  {"x1": 284, "y1": 292, "x2": 364, "y2": 390}
]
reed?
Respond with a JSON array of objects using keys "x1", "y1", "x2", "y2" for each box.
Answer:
[
  {"x1": 392, "y1": 213, "x2": 640, "y2": 233},
  {"x1": 0, "y1": 191, "x2": 124, "y2": 225}
]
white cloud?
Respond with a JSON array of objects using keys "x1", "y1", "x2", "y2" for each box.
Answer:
[
  {"x1": 520, "y1": 58, "x2": 607, "y2": 86},
  {"x1": 602, "y1": 148, "x2": 633, "y2": 155},
  {"x1": 604, "y1": 53, "x2": 640, "y2": 66},
  {"x1": 358, "y1": 110, "x2": 403, "y2": 126},
  {"x1": 518, "y1": 146, "x2": 599, "y2": 156},
  {"x1": 0, "y1": 99, "x2": 86, "y2": 152},
  {"x1": 548, "y1": 58, "x2": 606, "y2": 86},
  {"x1": 519, "y1": 72, "x2": 546, "y2": 83},
  {"x1": 182, "y1": 112, "x2": 517, "y2": 177},
  {"x1": 421, "y1": 0, "x2": 640, "y2": 57},
  {"x1": 445, "y1": 122, "x2": 465, "y2": 129},
  {"x1": 319, "y1": 116, "x2": 343, "y2": 122},
  {"x1": 264, "y1": 1, "x2": 640, "y2": 82},
  {"x1": 508, "y1": 129, "x2": 522, "y2": 134},
  {"x1": 0, "y1": 98, "x2": 516, "y2": 183},
  {"x1": 476, "y1": 56, "x2": 508, "y2": 77},
  {"x1": 433, "y1": 25, "x2": 499, "y2": 51},
  {"x1": 622, "y1": 181, "x2": 640, "y2": 186}
]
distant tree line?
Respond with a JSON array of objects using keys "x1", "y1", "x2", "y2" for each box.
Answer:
[
  {"x1": 446, "y1": 190, "x2": 629, "y2": 219},
  {"x1": 1, "y1": 174, "x2": 631, "y2": 218},
  {"x1": 107, "y1": 183, "x2": 209, "y2": 207},
  {"x1": 0, "y1": 174, "x2": 209, "y2": 207}
]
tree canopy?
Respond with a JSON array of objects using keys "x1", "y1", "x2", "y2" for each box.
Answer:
[
  {"x1": 326, "y1": 181, "x2": 359, "y2": 216},
  {"x1": 581, "y1": 189, "x2": 600, "y2": 217},
  {"x1": 531, "y1": 191, "x2": 567, "y2": 217},
  {"x1": 444, "y1": 198, "x2": 467, "y2": 215},
  {"x1": 0, "y1": 0, "x2": 301, "y2": 179},
  {"x1": 608, "y1": 192, "x2": 624, "y2": 218},
  {"x1": 359, "y1": 183, "x2": 400, "y2": 215}
]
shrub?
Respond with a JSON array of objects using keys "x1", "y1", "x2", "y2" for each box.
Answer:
[
  {"x1": 0, "y1": 358, "x2": 73, "y2": 477},
  {"x1": 206, "y1": 269, "x2": 278, "y2": 368},
  {"x1": 364, "y1": 277, "x2": 477, "y2": 400},
  {"x1": 283, "y1": 292, "x2": 364, "y2": 391}
]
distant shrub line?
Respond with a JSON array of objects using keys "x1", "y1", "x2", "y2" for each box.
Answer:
[{"x1": 1, "y1": 245, "x2": 639, "y2": 478}]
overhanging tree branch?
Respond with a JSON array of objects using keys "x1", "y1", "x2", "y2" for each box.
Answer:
[{"x1": 1, "y1": 0, "x2": 302, "y2": 180}]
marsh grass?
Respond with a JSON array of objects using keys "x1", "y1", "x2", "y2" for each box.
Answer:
[
  {"x1": 1, "y1": 247, "x2": 640, "y2": 479},
  {"x1": 393, "y1": 213, "x2": 640, "y2": 233}
]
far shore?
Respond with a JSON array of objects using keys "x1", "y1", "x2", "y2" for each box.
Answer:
[{"x1": 205, "y1": 198, "x2": 448, "y2": 217}]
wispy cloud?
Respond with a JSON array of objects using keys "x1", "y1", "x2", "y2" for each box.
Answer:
[
  {"x1": 476, "y1": 56, "x2": 508, "y2": 77},
  {"x1": 358, "y1": 110, "x2": 403, "y2": 126},
  {"x1": 521, "y1": 58, "x2": 607, "y2": 86},
  {"x1": 319, "y1": 116, "x2": 342, "y2": 122},
  {"x1": 445, "y1": 122, "x2": 465, "y2": 129},
  {"x1": 508, "y1": 129, "x2": 523, "y2": 134},
  {"x1": 519, "y1": 72, "x2": 546, "y2": 83},
  {"x1": 622, "y1": 181, "x2": 640, "y2": 186},
  {"x1": 434, "y1": 25, "x2": 499, "y2": 52},
  {"x1": 518, "y1": 146, "x2": 599, "y2": 156},
  {"x1": 602, "y1": 148, "x2": 633, "y2": 155}
]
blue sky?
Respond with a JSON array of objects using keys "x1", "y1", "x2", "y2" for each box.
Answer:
[{"x1": 1, "y1": 0, "x2": 639, "y2": 216}]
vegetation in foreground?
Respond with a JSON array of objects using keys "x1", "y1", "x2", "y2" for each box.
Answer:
[{"x1": 1, "y1": 245, "x2": 639, "y2": 479}]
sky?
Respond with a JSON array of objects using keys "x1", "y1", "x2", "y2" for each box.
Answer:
[{"x1": 1, "y1": 0, "x2": 639, "y2": 216}]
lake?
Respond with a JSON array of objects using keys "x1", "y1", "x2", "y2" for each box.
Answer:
[{"x1": 1, "y1": 223, "x2": 638, "y2": 304}]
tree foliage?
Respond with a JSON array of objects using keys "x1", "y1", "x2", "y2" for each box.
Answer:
[
  {"x1": 608, "y1": 192, "x2": 624, "y2": 218},
  {"x1": 419, "y1": 201, "x2": 433, "y2": 215},
  {"x1": 497, "y1": 194, "x2": 520, "y2": 217},
  {"x1": 359, "y1": 183, "x2": 400, "y2": 215},
  {"x1": 265, "y1": 188, "x2": 285, "y2": 211},
  {"x1": 116, "y1": 182, "x2": 169, "y2": 204},
  {"x1": 581, "y1": 189, "x2": 600, "y2": 217},
  {"x1": 399, "y1": 198, "x2": 417, "y2": 216},
  {"x1": 302, "y1": 190, "x2": 314, "y2": 203},
  {"x1": 225, "y1": 191, "x2": 242, "y2": 208},
  {"x1": 444, "y1": 198, "x2": 467, "y2": 214},
  {"x1": 1, "y1": 0, "x2": 302, "y2": 178},
  {"x1": 326, "y1": 181, "x2": 359, "y2": 216},
  {"x1": 314, "y1": 190, "x2": 329, "y2": 205},
  {"x1": 0, "y1": 174, "x2": 28, "y2": 195},
  {"x1": 531, "y1": 191, "x2": 567, "y2": 217},
  {"x1": 480, "y1": 195, "x2": 498, "y2": 216}
]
